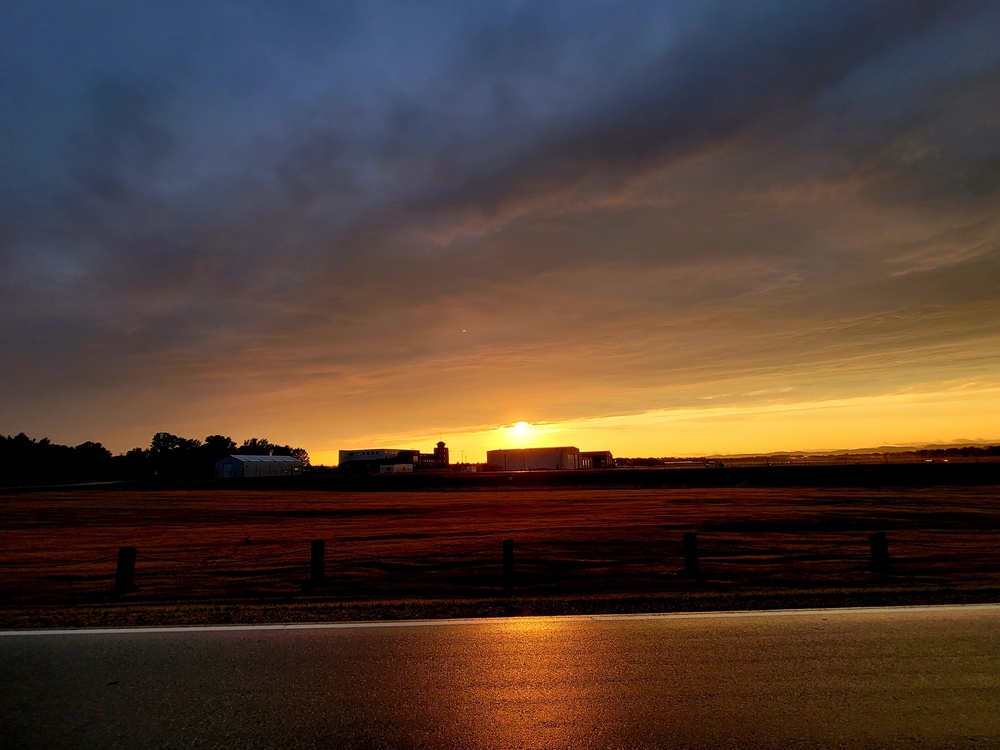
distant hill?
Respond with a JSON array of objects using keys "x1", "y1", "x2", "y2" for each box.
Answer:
[{"x1": 703, "y1": 440, "x2": 1000, "y2": 461}]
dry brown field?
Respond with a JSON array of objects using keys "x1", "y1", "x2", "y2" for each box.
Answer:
[{"x1": 2, "y1": 485, "x2": 999, "y2": 627}]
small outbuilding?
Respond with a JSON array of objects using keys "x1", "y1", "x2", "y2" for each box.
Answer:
[
  {"x1": 580, "y1": 450, "x2": 615, "y2": 469},
  {"x1": 215, "y1": 454, "x2": 302, "y2": 478}
]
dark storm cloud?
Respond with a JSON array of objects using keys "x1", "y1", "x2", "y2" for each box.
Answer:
[
  {"x1": 273, "y1": 0, "x2": 1000, "y2": 303},
  {"x1": 399, "y1": 0, "x2": 998, "y2": 240},
  {"x1": 68, "y1": 78, "x2": 177, "y2": 203}
]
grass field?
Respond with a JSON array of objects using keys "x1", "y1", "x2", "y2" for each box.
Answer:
[{"x1": 2, "y1": 485, "x2": 999, "y2": 627}]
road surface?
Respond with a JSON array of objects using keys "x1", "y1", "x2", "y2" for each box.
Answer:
[{"x1": 3, "y1": 605, "x2": 999, "y2": 748}]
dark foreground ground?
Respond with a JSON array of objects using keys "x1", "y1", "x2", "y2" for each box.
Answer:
[
  {"x1": 2, "y1": 468, "x2": 999, "y2": 628},
  {"x1": 5, "y1": 608, "x2": 999, "y2": 749}
]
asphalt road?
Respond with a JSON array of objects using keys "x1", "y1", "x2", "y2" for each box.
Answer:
[{"x1": 3, "y1": 605, "x2": 999, "y2": 749}]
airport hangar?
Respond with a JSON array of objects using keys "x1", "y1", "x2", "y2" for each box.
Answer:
[
  {"x1": 215, "y1": 454, "x2": 302, "y2": 478},
  {"x1": 486, "y1": 447, "x2": 614, "y2": 471}
]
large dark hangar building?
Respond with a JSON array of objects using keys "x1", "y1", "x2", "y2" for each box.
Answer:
[{"x1": 485, "y1": 447, "x2": 614, "y2": 471}]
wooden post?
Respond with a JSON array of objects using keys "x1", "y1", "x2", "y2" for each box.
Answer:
[
  {"x1": 683, "y1": 532, "x2": 699, "y2": 577},
  {"x1": 869, "y1": 532, "x2": 890, "y2": 574},
  {"x1": 502, "y1": 538, "x2": 514, "y2": 590},
  {"x1": 310, "y1": 540, "x2": 325, "y2": 585},
  {"x1": 114, "y1": 546, "x2": 137, "y2": 593}
]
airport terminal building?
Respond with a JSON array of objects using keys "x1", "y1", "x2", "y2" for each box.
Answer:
[{"x1": 338, "y1": 442, "x2": 450, "y2": 473}]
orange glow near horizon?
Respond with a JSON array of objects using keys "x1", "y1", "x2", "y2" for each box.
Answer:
[{"x1": 310, "y1": 384, "x2": 1000, "y2": 466}]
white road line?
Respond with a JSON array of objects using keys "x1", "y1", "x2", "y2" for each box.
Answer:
[{"x1": 2, "y1": 603, "x2": 998, "y2": 636}]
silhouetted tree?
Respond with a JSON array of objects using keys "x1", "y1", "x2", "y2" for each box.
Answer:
[
  {"x1": 148, "y1": 432, "x2": 203, "y2": 479},
  {"x1": 71, "y1": 441, "x2": 112, "y2": 478},
  {"x1": 204, "y1": 434, "x2": 237, "y2": 454},
  {"x1": 238, "y1": 437, "x2": 275, "y2": 455},
  {"x1": 237, "y1": 437, "x2": 310, "y2": 468},
  {"x1": 201, "y1": 435, "x2": 237, "y2": 464},
  {"x1": 0, "y1": 433, "x2": 114, "y2": 484},
  {"x1": 74, "y1": 441, "x2": 111, "y2": 461},
  {"x1": 149, "y1": 432, "x2": 201, "y2": 455},
  {"x1": 110, "y1": 446, "x2": 151, "y2": 480}
]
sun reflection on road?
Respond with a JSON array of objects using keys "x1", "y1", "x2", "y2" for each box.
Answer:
[{"x1": 443, "y1": 618, "x2": 604, "y2": 748}]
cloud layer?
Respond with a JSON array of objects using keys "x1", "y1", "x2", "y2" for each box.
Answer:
[{"x1": 2, "y1": 0, "x2": 999, "y2": 459}]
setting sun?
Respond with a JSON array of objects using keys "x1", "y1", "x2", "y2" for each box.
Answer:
[{"x1": 492, "y1": 420, "x2": 552, "y2": 448}]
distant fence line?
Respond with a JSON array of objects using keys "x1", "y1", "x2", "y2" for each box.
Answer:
[{"x1": 1, "y1": 530, "x2": 995, "y2": 600}]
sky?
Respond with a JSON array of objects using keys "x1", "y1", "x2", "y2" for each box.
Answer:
[{"x1": 2, "y1": 0, "x2": 999, "y2": 465}]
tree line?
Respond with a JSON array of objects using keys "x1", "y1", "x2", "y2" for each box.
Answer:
[
  {"x1": 915, "y1": 446, "x2": 1000, "y2": 459},
  {"x1": 0, "y1": 432, "x2": 309, "y2": 485}
]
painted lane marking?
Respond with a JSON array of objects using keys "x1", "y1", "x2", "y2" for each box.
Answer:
[{"x1": 2, "y1": 603, "x2": 998, "y2": 636}]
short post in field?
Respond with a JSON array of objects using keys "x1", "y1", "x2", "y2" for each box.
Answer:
[
  {"x1": 683, "y1": 532, "x2": 699, "y2": 577},
  {"x1": 310, "y1": 540, "x2": 325, "y2": 585},
  {"x1": 869, "y1": 532, "x2": 890, "y2": 574},
  {"x1": 502, "y1": 538, "x2": 514, "y2": 590},
  {"x1": 114, "y1": 546, "x2": 137, "y2": 593}
]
